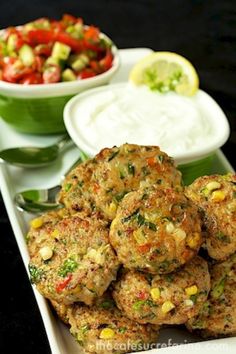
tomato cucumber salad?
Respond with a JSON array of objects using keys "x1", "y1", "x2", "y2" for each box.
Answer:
[{"x1": 0, "y1": 14, "x2": 114, "y2": 84}]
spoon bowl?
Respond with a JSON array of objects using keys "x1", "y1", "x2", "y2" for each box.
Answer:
[
  {"x1": 14, "y1": 155, "x2": 86, "y2": 213},
  {"x1": 0, "y1": 135, "x2": 71, "y2": 168}
]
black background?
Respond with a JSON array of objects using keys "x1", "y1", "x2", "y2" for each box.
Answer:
[{"x1": 0, "y1": 1, "x2": 236, "y2": 353}]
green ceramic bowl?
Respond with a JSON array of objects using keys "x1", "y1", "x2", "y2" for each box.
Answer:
[
  {"x1": 0, "y1": 39, "x2": 120, "y2": 135},
  {"x1": 178, "y1": 154, "x2": 214, "y2": 185}
]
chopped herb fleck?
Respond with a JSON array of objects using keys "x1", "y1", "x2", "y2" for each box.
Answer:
[
  {"x1": 119, "y1": 170, "x2": 126, "y2": 179},
  {"x1": 99, "y1": 300, "x2": 115, "y2": 309},
  {"x1": 58, "y1": 257, "x2": 78, "y2": 277},
  {"x1": 190, "y1": 294, "x2": 198, "y2": 304},
  {"x1": 78, "y1": 180, "x2": 84, "y2": 187},
  {"x1": 29, "y1": 264, "x2": 44, "y2": 284},
  {"x1": 146, "y1": 221, "x2": 157, "y2": 231},
  {"x1": 127, "y1": 162, "x2": 135, "y2": 176},
  {"x1": 216, "y1": 232, "x2": 230, "y2": 243},
  {"x1": 114, "y1": 191, "x2": 127, "y2": 202},
  {"x1": 80, "y1": 324, "x2": 90, "y2": 333},
  {"x1": 122, "y1": 209, "x2": 139, "y2": 223},
  {"x1": 118, "y1": 327, "x2": 127, "y2": 334},
  {"x1": 136, "y1": 213, "x2": 146, "y2": 226},
  {"x1": 165, "y1": 274, "x2": 174, "y2": 282},
  {"x1": 141, "y1": 193, "x2": 149, "y2": 200},
  {"x1": 141, "y1": 166, "x2": 150, "y2": 176},
  {"x1": 132, "y1": 299, "x2": 156, "y2": 311},
  {"x1": 64, "y1": 183, "x2": 72, "y2": 192},
  {"x1": 108, "y1": 150, "x2": 119, "y2": 161},
  {"x1": 212, "y1": 277, "x2": 226, "y2": 299}
]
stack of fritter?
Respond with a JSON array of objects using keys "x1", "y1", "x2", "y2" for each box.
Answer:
[{"x1": 27, "y1": 144, "x2": 236, "y2": 353}]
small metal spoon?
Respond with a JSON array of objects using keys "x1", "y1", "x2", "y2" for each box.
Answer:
[
  {"x1": 0, "y1": 134, "x2": 71, "y2": 168},
  {"x1": 14, "y1": 153, "x2": 88, "y2": 214}
]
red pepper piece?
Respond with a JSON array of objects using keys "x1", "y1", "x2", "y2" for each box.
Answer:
[
  {"x1": 137, "y1": 290, "x2": 149, "y2": 300},
  {"x1": 137, "y1": 244, "x2": 151, "y2": 253},
  {"x1": 56, "y1": 274, "x2": 72, "y2": 293}
]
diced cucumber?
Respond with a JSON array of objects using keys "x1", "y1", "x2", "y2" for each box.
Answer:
[
  {"x1": 25, "y1": 19, "x2": 50, "y2": 31},
  {"x1": 45, "y1": 56, "x2": 61, "y2": 67},
  {"x1": 7, "y1": 34, "x2": 18, "y2": 53},
  {"x1": 66, "y1": 23, "x2": 83, "y2": 39},
  {"x1": 52, "y1": 41, "x2": 71, "y2": 60},
  {"x1": 0, "y1": 40, "x2": 8, "y2": 56},
  {"x1": 19, "y1": 44, "x2": 35, "y2": 66},
  {"x1": 44, "y1": 57, "x2": 65, "y2": 71},
  {"x1": 70, "y1": 54, "x2": 89, "y2": 71},
  {"x1": 61, "y1": 68, "x2": 77, "y2": 81}
]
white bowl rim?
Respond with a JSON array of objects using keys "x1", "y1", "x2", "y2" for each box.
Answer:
[
  {"x1": 0, "y1": 32, "x2": 120, "y2": 98},
  {"x1": 64, "y1": 82, "x2": 230, "y2": 164}
]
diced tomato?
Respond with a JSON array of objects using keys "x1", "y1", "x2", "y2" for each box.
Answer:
[
  {"x1": 62, "y1": 14, "x2": 79, "y2": 25},
  {"x1": 78, "y1": 68, "x2": 96, "y2": 79},
  {"x1": 3, "y1": 27, "x2": 18, "y2": 41},
  {"x1": 27, "y1": 29, "x2": 55, "y2": 46},
  {"x1": 50, "y1": 20, "x2": 65, "y2": 32},
  {"x1": 0, "y1": 15, "x2": 113, "y2": 85},
  {"x1": 19, "y1": 72, "x2": 43, "y2": 84},
  {"x1": 89, "y1": 60, "x2": 101, "y2": 73},
  {"x1": 99, "y1": 50, "x2": 113, "y2": 71},
  {"x1": 84, "y1": 26, "x2": 100, "y2": 42},
  {"x1": 83, "y1": 40, "x2": 104, "y2": 53},
  {"x1": 55, "y1": 31, "x2": 84, "y2": 52},
  {"x1": 2, "y1": 58, "x2": 33, "y2": 83},
  {"x1": 43, "y1": 64, "x2": 61, "y2": 83},
  {"x1": 34, "y1": 55, "x2": 45, "y2": 72},
  {"x1": 56, "y1": 274, "x2": 72, "y2": 293},
  {"x1": 34, "y1": 43, "x2": 52, "y2": 56}
]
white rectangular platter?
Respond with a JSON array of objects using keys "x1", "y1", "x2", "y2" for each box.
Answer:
[{"x1": 0, "y1": 48, "x2": 235, "y2": 354}]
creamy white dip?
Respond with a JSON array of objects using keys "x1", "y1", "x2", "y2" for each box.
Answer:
[{"x1": 65, "y1": 83, "x2": 229, "y2": 163}]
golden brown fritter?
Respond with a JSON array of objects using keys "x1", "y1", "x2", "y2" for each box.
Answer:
[
  {"x1": 59, "y1": 144, "x2": 182, "y2": 221},
  {"x1": 50, "y1": 299, "x2": 70, "y2": 325},
  {"x1": 110, "y1": 184, "x2": 202, "y2": 274},
  {"x1": 186, "y1": 253, "x2": 236, "y2": 338},
  {"x1": 185, "y1": 173, "x2": 236, "y2": 260},
  {"x1": 27, "y1": 211, "x2": 119, "y2": 305},
  {"x1": 68, "y1": 293, "x2": 159, "y2": 353},
  {"x1": 113, "y1": 256, "x2": 210, "y2": 325}
]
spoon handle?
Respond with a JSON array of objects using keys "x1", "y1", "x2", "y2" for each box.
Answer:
[{"x1": 56, "y1": 134, "x2": 72, "y2": 150}]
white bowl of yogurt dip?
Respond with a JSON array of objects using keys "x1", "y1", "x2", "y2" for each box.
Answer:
[{"x1": 64, "y1": 83, "x2": 230, "y2": 183}]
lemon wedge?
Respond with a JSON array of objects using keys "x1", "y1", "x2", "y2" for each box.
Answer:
[{"x1": 129, "y1": 51, "x2": 199, "y2": 96}]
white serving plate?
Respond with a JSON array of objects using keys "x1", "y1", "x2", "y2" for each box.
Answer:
[{"x1": 0, "y1": 48, "x2": 235, "y2": 354}]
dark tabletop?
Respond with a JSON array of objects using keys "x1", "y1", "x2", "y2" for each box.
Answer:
[{"x1": 0, "y1": 1, "x2": 236, "y2": 353}]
